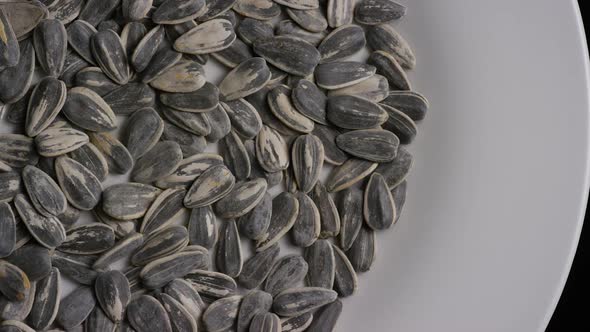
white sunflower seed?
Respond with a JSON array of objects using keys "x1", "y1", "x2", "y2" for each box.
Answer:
[
  {"x1": 55, "y1": 286, "x2": 96, "y2": 329},
  {"x1": 272, "y1": 287, "x2": 337, "y2": 317},
  {"x1": 256, "y1": 192, "x2": 299, "y2": 251},
  {"x1": 188, "y1": 205, "x2": 217, "y2": 249},
  {"x1": 174, "y1": 19, "x2": 235, "y2": 54},
  {"x1": 14, "y1": 194, "x2": 66, "y2": 249},
  {"x1": 184, "y1": 164, "x2": 235, "y2": 208},
  {"x1": 95, "y1": 270, "x2": 131, "y2": 322},
  {"x1": 58, "y1": 223, "x2": 115, "y2": 254},
  {"x1": 238, "y1": 244, "x2": 279, "y2": 289},
  {"x1": 264, "y1": 254, "x2": 308, "y2": 296},
  {"x1": 123, "y1": 107, "x2": 164, "y2": 159},
  {"x1": 127, "y1": 295, "x2": 172, "y2": 332},
  {"x1": 326, "y1": 95, "x2": 388, "y2": 129},
  {"x1": 254, "y1": 36, "x2": 320, "y2": 76},
  {"x1": 202, "y1": 295, "x2": 242, "y2": 332}
]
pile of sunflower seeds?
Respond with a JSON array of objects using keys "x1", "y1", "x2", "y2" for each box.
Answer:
[{"x1": 0, "y1": 0, "x2": 428, "y2": 330}]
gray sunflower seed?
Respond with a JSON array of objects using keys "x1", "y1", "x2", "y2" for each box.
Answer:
[
  {"x1": 291, "y1": 79, "x2": 327, "y2": 125},
  {"x1": 22, "y1": 165, "x2": 67, "y2": 217},
  {"x1": 364, "y1": 172, "x2": 396, "y2": 230},
  {"x1": 326, "y1": 158, "x2": 377, "y2": 192},
  {"x1": 186, "y1": 270, "x2": 237, "y2": 301},
  {"x1": 25, "y1": 77, "x2": 67, "y2": 137},
  {"x1": 286, "y1": 7, "x2": 327, "y2": 33},
  {"x1": 0, "y1": 8, "x2": 19, "y2": 68},
  {"x1": 4, "y1": 88, "x2": 31, "y2": 126},
  {"x1": 0, "y1": 203, "x2": 16, "y2": 257},
  {"x1": 0, "y1": 172, "x2": 19, "y2": 204},
  {"x1": 281, "y1": 312, "x2": 314, "y2": 332},
  {"x1": 55, "y1": 156, "x2": 102, "y2": 210},
  {"x1": 268, "y1": 85, "x2": 315, "y2": 133},
  {"x1": 328, "y1": 74, "x2": 390, "y2": 102},
  {"x1": 121, "y1": 0, "x2": 152, "y2": 21},
  {"x1": 153, "y1": 0, "x2": 206, "y2": 24},
  {"x1": 237, "y1": 290, "x2": 272, "y2": 332},
  {"x1": 161, "y1": 105, "x2": 212, "y2": 136},
  {"x1": 78, "y1": 0, "x2": 119, "y2": 26},
  {"x1": 306, "y1": 299, "x2": 342, "y2": 331},
  {"x1": 127, "y1": 295, "x2": 172, "y2": 332},
  {"x1": 275, "y1": 0, "x2": 317, "y2": 9},
  {"x1": 85, "y1": 306, "x2": 117, "y2": 332},
  {"x1": 93, "y1": 209, "x2": 137, "y2": 240},
  {"x1": 291, "y1": 192, "x2": 320, "y2": 247},
  {"x1": 337, "y1": 187, "x2": 363, "y2": 250},
  {"x1": 391, "y1": 180, "x2": 407, "y2": 220},
  {"x1": 310, "y1": 182, "x2": 341, "y2": 237},
  {"x1": 238, "y1": 244, "x2": 279, "y2": 289},
  {"x1": 0, "y1": 134, "x2": 40, "y2": 168},
  {"x1": 55, "y1": 286, "x2": 96, "y2": 329},
  {"x1": 336, "y1": 129, "x2": 399, "y2": 162},
  {"x1": 346, "y1": 225, "x2": 375, "y2": 272},
  {"x1": 140, "y1": 187, "x2": 186, "y2": 234},
  {"x1": 256, "y1": 192, "x2": 299, "y2": 251},
  {"x1": 91, "y1": 29, "x2": 130, "y2": 84},
  {"x1": 59, "y1": 50, "x2": 90, "y2": 87},
  {"x1": 318, "y1": 25, "x2": 365, "y2": 63},
  {"x1": 50, "y1": 250, "x2": 98, "y2": 285},
  {"x1": 149, "y1": 59, "x2": 206, "y2": 93},
  {"x1": 221, "y1": 99, "x2": 262, "y2": 139},
  {"x1": 174, "y1": 19, "x2": 235, "y2": 54},
  {"x1": 0, "y1": 0, "x2": 48, "y2": 39},
  {"x1": 74, "y1": 67, "x2": 118, "y2": 96},
  {"x1": 184, "y1": 164, "x2": 235, "y2": 208},
  {"x1": 355, "y1": 0, "x2": 406, "y2": 25},
  {"x1": 155, "y1": 153, "x2": 224, "y2": 189},
  {"x1": 0, "y1": 281, "x2": 35, "y2": 321},
  {"x1": 28, "y1": 267, "x2": 60, "y2": 330},
  {"x1": 254, "y1": 36, "x2": 320, "y2": 76},
  {"x1": 381, "y1": 91, "x2": 429, "y2": 121},
  {"x1": 380, "y1": 103, "x2": 418, "y2": 144},
  {"x1": 237, "y1": 18, "x2": 274, "y2": 45},
  {"x1": 201, "y1": 105, "x2": 232, "y2": 143},
  {"x1": 291, "y1": 134, "x2": 324, "y2": 193},
  {"x1": 245, "y1": 140, "x2": 283, "y2": 186},
  {"x1": 93, "y1": 233, "x2": 145, "y2": 270},
  {"x1": 132, "y1": 226, "x2": 188, "y2": 266},
  {"x1": 250, "y1": 312, "x2": 280, "y2": 332},
  {"x1": 124, "y1": 266, "x2": 142, "y2": 293},
  {"x1": 237, "y1": 191, "x2": 272, "y2": 241},
  {"x1": 327, "y1": 0, "x2": 353, "y2": 28},
  {"x1": 198, "y1": 0, "x2": 236, "y2": 21},
  {"x1": 315, "y1": 62, "x2": 376, "y2": 89},
  {"x1": 131, "y1": 141, "x2": 182, "y2": 183},
  {"x1": 35, "y1": 127, "x2": 89, "y2": 158},
  {"x1": 256, "y1": 125, "x2": 290, "y2": 173},
  {"x1": 368, "y1": 50, "x2": 410, "y2": 90},
  {"x1": 4, "y1": 244, "x2": 51, "y2": 282},
  {"x1": 66, "y1": 20, "x2": 97, "y2": 65},
  {"x1": 215, "y1": 178, "x2": 267, "y2": 219},
  {"x1": 121, "y1": 22, "x2": 148, "y2": 57},
  {"x1": 218, "y1": 57, "x2": 271, "y2": 101},
  {"x1": 139, "y1": 44, "x2": 183, "y2": 84},
  {"x1": 0, "y1": 40, "x2": 34, "y2": 104},
  {"x1": 272, "y1": 287, "x2": 337, "y2": 317},
  {"x1": 102, "y1": 83, "x2": 156, "y2": 116},
  {"x1": 233, "y1": 0, "x2": 280, "y2": 20},
  {"x1": 219, "y1": 130, "x2": 251, "y2": 180},
  {"x1": 67, "y1": 143, "x2": 108, "y2": 182},
  {"x1": 102, "y1": 183, "x2": 161, "y2": 220},
  {"x1": 264, "y1": 254, "x2": 308, "y2": 296},
  {"x1": 275, "y1": 20, "x2": 326, "y2": 47},
  {"x1": 202, "y1": 295, "x2": 242, "y2": 332},
  {"x1": 216, "y1": 220, "x2": 243, "y2": 277},
  {"x1": 188, "y1": 206, "x2": 217, "y2": 249},
  {"x1": 164, "y1": 278, "x2": 205, "y2": 323},
  {"x1": 14, "y1": 194, "x2": 66, "y2": 249},
  {"x1": 34, "y1": 19, "x2": 67, "y2": 77},
  {"x1": 310, "y1": 124, "x2": 346, "y2": 165},
  {"x1": 123, "y1": 107, "x2": 164, "y2": 159},
  {"x1": 160, "y1": 81, "x2": 219, "y2": 113},
  {"x1": 97, "y1": 19, "x2": 121, "y2": 33},
  {"x1": 58, "y1": 223, "x2": 114, "y2": 254},
  {"x1": 326, "y1": 95, "x2": 388, "y2": 129},
  {"x1": 88, "y1": 132, "x2": 134, "y2": 174},
  {"x1": 157, "y1": 293, "x2": 198, "y2": 332},
  {"x1": 94, "y1": 270, "x2": 131, "y2": 322},
  {"x1": 141, "y1": 250, "x2": 209, "y2": 288},
  {"x1": 304, "y1": 239, "x2": 335, "y2": 288},
  {"x1": 57, "y1": 204, "x2": 81, "y2": 230},
  {"x1": 366, "y1": 24, "x2": 415, "y2": 69},
  {"x1": 332, "y1": 243, "x2": 357, "y2": 296},
  {"x1": 13, "y1": 219, "x2": 31, "y2": 251},
  {"x1": 212, "y1": 38, "x2": 253, "y2": 68},
  {"x1": 163, "y1": 121, "x2": 207, "y2": 156},
  {"x1": 0, "y1": 261, "x2": 30, "y2": 302}
]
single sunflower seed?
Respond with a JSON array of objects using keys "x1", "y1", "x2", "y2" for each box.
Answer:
[
  {"x1": 121, "y1": 0, "x2": 153, "y2": 21},
  {"x1": 380, "y1": 103, "x2": 418, "y2": 144},
  {"x1": 310, "y1": 182, "x2": 341, "y2": 237},
  {"x1": 102, "y1": 83, "x2": 156, "y2": 116},
  {"x1": 215, "y1": 178, "x2": 267, "y2": 218},
  {"x1": 94, "y1": 270, "x2": 131, "y2": 322},
  {"x1": 102, "y1": 183, "x2": 161, "y2": 220},
  {"x1": 157, "y1": 293, "x2": 198, "y2": 332},
  {"x1": 364, "y1": 172, "x2": 396, "y2": 230},
  {"x1": 91, "y1": 29, "x2": 130, "y2": 84},
  {"x1": 327, "y1": 0, "x2": 353, "y2": 28},
  {"x1": 326, "y1": 95, "x2": 388, "y2": 129},
  {"x1": 305, "y1": 299, "x2": 342, "y2": 331},
  {"x1": 14, "y1": 194, "x2": 66, "y2": 249},
  {"x1": 0, "y1": 134, "x2": 38, "y2": 168},
  {"x1": 164, "y1": 278, "x2": 206, "y2": 323},
  {"x1": 185, "y1": 269, "x2": 237, "y2": 301},
  {"x1": 131, "y1": 141, "x2": 183, "y2": 183},
  {"x1": 264, "y1": 254, "x2": 308, "y2": 296},
  {"x1": 366, "y1": 24, "x2": 416, "y2": 69},
  {"x1": 152, "y1": 0, "x2": 206, "y2": 24},
  {"x1": 55, "y1": 155, "x2": 103, "y2": 211},
  {"x1": 184, "y1": 164, "x2": 236, "y2": 208},
  {"x1": 346, "y1": 225, "x2": 375, "y2": 272},
  {"x1": 198, "y1": 0, "x2": 237, "y2": 21},
  {"x1": 291, "y1": 79, "x2": 328, "y2": 124},
  {"x1": 0, "y1": 261, "x2": 30, "y2": 302},
  {"x1": 238, "y1": 244, "x2": 279, "y2": 289},
  {"x1": 50, "y1": 250, "x2": 98, "y2": 285},
  {"x1": 237, "y1": 290, "x2": 273, "y2": 332},
  {"x1": 0, "y1": 280, "x2": 35, "y2": 322},
  {"x1": 332, "y1": 244, "x2": 358, "y2": 297},
  {"x1": 159, "y1": 82, "x2": 219, "y2": 113},
  {"x1": 140, "y1": 250, "x2": 209, "y2": 288},
  {"x1": 35, "y1": 127, "x2": 89, "y2": 158},
  {"x1": 256, "y1": 192, "x2": 299, "y2": 251},
  {"x1": 221, "y1": 98, "x2": 263, "y2": 139},
  {"x1": 255, "y1": 125, "x2": 290, "y2": 173},
  {"x1": 233, "y1": 0, "x2": 280, "y2": 20},
  {"x1": 291, "y1": 134, "x2": 324, "y2": 193},
  {"x1": 250, "y1": 312, "x2": 281, "y2": 332},
  {"x1": 92, "y1": 233, "x2": 145, "y2": 270},
  {"x1": 336, "y1": 129, "x2": 400, "y2": 162},
  {"x1": 58, "y1": 223, "x2": 115, "y2": 254},
  {"x1": 155, "y1": 153, "x2": 224, "y2": 189},
  {"x1": 286, "y1": 7, "x2": 327, "y2": 33},
  {"x1": 268, "y1": 85, "x2": 315, "y2": 133},
  {"x1": 126, "y1": 295, "x2": 172, "y2": 332},
  {"x1": 275, "y1": 20, "x2": 326, "y2": 47},
  {"x1": 204, "y1": 105, "x2": 232, "y2": 143},
  {"x1": 88, "y1": 132, "x2": 134, "y2": 174},
  {"x1": 218, "y1": 57, "x2": 271, "y2": 101},
  {"x1": 188, "y1": 205, "x2": 218, "y2": 249},
  {"x1": 236, "y1": 18, "x2": 274, "y2": 45},
  {"x1": 281, "y1": 312, "x2": 314, "y2": 332},
  {"x1": 28, "y1": 267, "x2": 60, "y2": 330},
  {"x1": 202, "y1": 295, "x2": 242, "y2": 332},
  {"x1": 132, "y1": 225, "x2": 188, "y2": 266},
  {"x1": 55, "y1": 286, "x2": 96, "y2": 330},
  {"x1": 326, "y1": 158, "x2": 378, "y2": 192},
  {"x1": 237, "y1": 191, "x2": 272, "y2": 241},
  {"x1": 291, "y1": 191, "x2": 320, "y2": 247},
  {"x1": 0, "y1": 202, "x2": 16, "y2": 257},
  {"x1": 67, "y1": 142, "x2": 109, "y2": 182},
  {"x1": 25, "y1": 77, "x2": 67, "y2": 137},
  {"x1": 74, "y1": 67, "x2": 119, "y2": 96},
  {"x1": 84, "y1": 305, "x2": 117, "y2": 332},
  {"x1": 272, "y1": 287, "x2": 337, "y2": 317},
  {"x1": 215, "y1": 219, "x2": 243, "y2": 277},
  {"x1": 253, "y1": 36, "x2": 320, "y2": 76},
  {"x1": 78, "y1": 0, "x2": 120, "y2": 26},
  {"x1": 355, "y1": 0, "x2": 406, "y2": 25},
  {"x1": 123, "y1": 107, "x2": 164, "y2": 159},
  {"x1": 149, "y1": 59, "x2": 206, "y2": 93},
  {"x1": 34, "y1": 19, "x2": 68, "y2": 77},
  {"x1": 140, "y1": 188, "x2": 186, "y2": 235},
  {"x1": 66, "y1": 20, "x2": 97, "y2": 65},
  {"x1": 219, "y1": 130, "x2": 251, "y2": 180},
  {"x1": 337, "y1": 187, "x2": 363, "y2": 250},
  {"x1": 367, "y1": 50, "x2": 411, "y2": 90},
  {"x1": 315, "y1": 62, "x2": 376, "y2": 89},
  {"x1": 328, "y1": 74, "x2": 390, "y2": 102},
  {"x1": 22, "y1": 165, "x2": 67, "y2": 217},
  {"x1": 0, "y1": 41, "x2": 35, "y2": 104},
  {"x1": 318, "y1": 25, "x2": 366, "y2": 63},
  {"x1": 304, "y1": 239, "x2": 335, "y2": 288},
  {"x1": 174, "y1": 19, "x2": 235, "y2": 54},
  {"x1": 380, "y1": 90, "x2": 429, "y2": 121}
]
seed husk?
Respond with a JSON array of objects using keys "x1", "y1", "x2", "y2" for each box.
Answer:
[
  {"x1": 336, "y1": 129, "x2": 400, "y2": 162},
  {"x1": 155, "y1": 153, "x2": 224, "y2": 189},
  {"x1": 367, "y1": 50, "x2": 410, "y2": 90},
  {"x1": 88, "y1": 132, "x2": 134, "y2": 174},
  {"x1": 131, "y1": 141, "x2": 183, "y2": 183},
  {"x1": 56, "y1": 286, "x2": 96, "y2": 330},
  {"x1": 246, "y1": 86, "x2": 299, "y2": 136},
  {"x1": 275, "y1": 20, "x2": 326, "y2": 47},
  {"x1": 236, "y1": 18, "x2": 274, "y2": 45},
  {"x1": 58, "y1": 223, "x2": 115, "y2": 254},
  {"x1": 380, "y1": 103, "x2": 418, "y2": 144},
  {"x1": 85, "y1": 305, "x2": 117, "y2": 332},
  {"x1": 0, "y1": 40, "x2": 35, "y2": 104},
  {"x1": 28, "y1": 267, "x2": 60, "y2": 330},
  {"x1": 310, "y1": 124, "x2": 347, "y2": 165},
  {"x1": 150, "y1": 59, "x2": 206, "y2": 93},
  {"x1": 0, "y1": 134, "x2": 39, "y2": 169},
  {"x1": 92, "y1": 233, "x2": 144, "y2": 270},
  {"x1": 291, "y1": 191, "x2": 320, "y2": 247},
  {"x1": 221, "y1": 99, "x2": 263, "y2": 139},
  {"x1": 140, "y1": 187, "x2": 186, "y2": 235},
  {"x1": 74, "y1": 67, "x2": 119, "y2": 96},
  {"x1": 291, "y1": 79, "x2": 328, "y2": 124},
  {"x1": 50, "y1": 250, "x2": 98, "y2": 285},
  {"x1": 332, "y1": 243, "x2": 358, "y2": 297},
  {"x1": 127, "y1": 295, "x2": 172, "y2": 332},
  {"x1": 326, "y1": 94, "x2": 388, "y2": 129},
  {"x1": 94, "y1": 270, "x2": 131, "y2": 322},
  {"x1": 272, "y1": 287, "x2": 337, "y2": 317},
  {"x1": 140, "y1": 250, "x2": 209, "y2": 288},
  {"x1": 153, "y1": 0, "x2": 206, "y2": 24},
  {"x1": 157, "y1": 293, "x2": 198, "y2": 332},
  {"x1": 91, "y1": 29, "x2": 130, "y2": 84},
  {"x1": 4, "y1": 244, "x2": 51, "y2": 282},
  {"x1": 0, "y1": 8, "x2": 19, "y2": 69},
  {"x1": 202, "y1": 295, "x2": 242, "y2": 332},
  {"x1": 268, "y1": 85, "x2": 315, "y2": 133},
  {"x1": 215, "y1": 219, "x2": 243, "y2": 277},
  {"x1": 0, "y1": 202, "x2": 16, "y2": 257},
  {"x1": 328, "y1": 74, "x2": 390, "y2": 102},
  {"x1": 161, "y1": 106, "x2": 212, "y2": 137},
  {"x1": 250, "y1": 312, "x2": 281, "y2": 332},
  {"x1": 14, "y1": 194, "x2": 66, "y2": 249},
  {"x1": 326, "y1": 158, "x2": 378, "y2": 192},
  {"x1": 160, "y1": 81, "x2": 219, "y2": 113},
  {"x1": 381, "y1": 90, "x2": 429, "y2": 121},
  {"x1": 0, "y1": 280, "x2": 35, "y2": 322},
  {"x1": 366, "y1": 24, "x2": 416, "y2": 69},
  {"x1": 286, "y1": 7, "x2": 327, "y2": 33},
  {"x1": 346, "y1": 225, "x2": 375, "y2": 272},
  {"x1": 164, "y1": 278, "x2": 205, "y2": 323},
  {"x1": 281, "y1": 312, "x2": 314, "y2": 332},
  {"x1": 162, "y1": 121, "x2": 207, "y2": 156},
  {"x1": 337, "y1": 187, "x2": 363, "y2": 250},
  {"x1": 102, "y1": 183, "x2": 161, "y2": 220},
  {"x1": 123, "y1": 107, "x2": 164, "y2": 159},
  {"x1": 184, "y1": 164, "x2": 235, "y2": 208},
  {"x1": 327, "y1": 0, "x2": 353, "y2": 28},
  {"x1": 66, "y1": 20, "x2": 97, "y2": 65},
  {"x1": 315, "y1": 62, "x2": 376, "y2": 90},
  {"x1": 291, "y1": 134, "x2": 324, "y2": 193},
  {"x1": 256, "y1": 192, "x2": 299, "y2": 251},
  {"x1": 364, "y1": 172, "x2": 396, "y2": 230},
  {"x1": 264, "y1": 254, "x2": 308, "y2": 296},
  {"x1": 215, "y1": 178, "x2": 267, "y2": 218},
  {"x1": 238, "y1": 244, "x2": 279, "y2": 289},
  {"x1": 94, "y1": 209, "x2": 137, "y2": 240},
  {"x1": 304, "y1": 239, "x2": 335, "y2": 288},
  {"x1": 236, "y1": 290, "x2": 273, "y2": 332},
  {"x1": 22, "y1": 165, "x2": 67, "y2": 217},
  {"x1": 256, "y1": 125, "x2": 290, "y2": 173},
  {"x1": 132, "y1": 225, "x2": 188, "y2": 266},
  {"x1": 254, "y1": 36, "x2": 320, "y2": 76},
  {"x1": 233, "y1": 0, "x2": 280, "y2": 20},
  {"x1": 306, "y1": 299, "x2": 342, "y2": 331},
  {"x1": 219, "y1": 57, "x2": 271, "y2": 102},
  {"x1": 310, "y1": 181, "x2": 341, "y2": 237},
  {"x1": 245, "y1": 140, "x2": 284, "y2": 188},
  {"x1": 102, "y1": 83, "x2": 156, "y2": 116},
  {"x1": 219, "y1": 130, "x2": 251, "y2": 180},
  {"x1": 139, "y1": 42, "x2": 183, "y2": 84},
  {"x1": 355, "y1": 0, "x2": 406, "y2": 25},
  {"x1": 55, "y1": 156, "x2": 103, "y2": 210},
  {"x1": 186, "y1": 270, "x2": 237, "y2": 301},
  {"x1": 78, "y1": 0, "x2": 120, "y2": 26},
  {"x1": 318, "y1": 25, "x2": 365, "y2": 64},
  {"x1": 237, "y1": 191, "x2": 272, "y2": 241},
  {"x1": 121, "y1": 22, "x2": 147, "y2": 56},
  {"x1": 25, "y1": 77, "x2": 67, "y2": 137},
  {"x1": 188, "y1": 206, "x2": 218, "y2": 249},
  {"x1": 34, "y1": 19, "x2": 67, "y2": 77},
  {"x1": 0, "y1": 261, "x2": 30, "y2": 302},
  {"x1": 35, "y1": 127, "x2": 89, "y2": 158},
  {"x1": 174, "y1": 19, "x2": 235, "y2": 54},
  {"x1": 212, "y1": 38, "x2": 253, "y2": 68}
]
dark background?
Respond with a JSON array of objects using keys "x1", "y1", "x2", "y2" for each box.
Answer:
[{"x1": 546, "y1": 2, "x2": 589, "y2": 331}]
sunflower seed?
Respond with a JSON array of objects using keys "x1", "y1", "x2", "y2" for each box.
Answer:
[
  {"x1": 381, "y1": 104, "x2": 418, "y2": 144},
  {"x1": 11, "y1": 216, "x2": 31, "y2": 251},
  {"x1": 219, "y1": 130, "x2": 251, "y2": 180},
  {"x1": 275, "y1": 20, "x2": 326, "y2": 47},
  {"x1": 140, "y1": 250, "x2": 209, "y2": 288},
  {"x1": 66, "y1": 143, "x2": 107, "y2": 182},
  {"x1": 327, "y1": 158, "x2": 377, "y2": 192},
  {"x1": 291, "y1": 79, "x2": 327, "y2": 125},
  {"x1": 281, "y1": 312, "x2": 314, "y2": 332},
  {"x1": 121, "y1": 0, "x2": 152, "y2": 21},
  {"x1": 153, "y1": 0, "x2": 206, "y2": 24},
  {"x1": 0, "y1": 320, "x2": 36, "y2": 332},
  {"x1": 249, "y1": 312, "x2": 280, "y2": 332},
  {"x1": 102, "y1": 83, "x2": 156, "y2": 116},
  {"x1": 327, "y1": 0, "x2": 353, "y2": 28},
  {"x1": 291, "y1": 134, "x2": 324, "y2": 192},
  {"x1": 264, "y1": 254, "x2": 307, "y2": 296},
  {"x1": 0, "y1": 203, "x2": 16, "y2": 257},
  {"x1": 0, "y1": 8, "x2": 19, "y2": 68},
  {"x1": 94, "y1": 270, "x2": 131, "y2": 323},
  {"x1": 355, "y1": 0, "x2": 406, "y2": 25},
  {"x1": 131, "y1": 141, "x2": 182, "y2": 184},
  {"x1": 212, "y1": 38, "x2": 253, "y2": 68},
  {"x1": 256, "y1": 125, "x2": 290, "y2": 173},
  {"x1": 164, "y1": 278, "x2": 205, "y2": 323},
  {"x1": 237, "y1": 191, "x2": 272, "y2": 240},
  {"x1": 275, "y1": 0, "x2": 317, "y2": 9},
  {"x1": 93, "y1": 233, "x2": 144, "y2": 270},
  {"x1": 256, "y1": 192, "x2": 299, "y2": 251},
  {"x1": 97, "y1": 19, "x2": 121, "y2": 33},
  {"x1": 198, "y1": 0, "x2": 236, "y2": 21},
  {"x1": 156, "y1": 293, "x2": 197, "y2": 332},
  {"x1": 91, "y1": 29, "x2": 130, "y2": 84},
  {"x1": 160, "y1": 107, "x2": 211, "y2": 138},
  {"x1": 78, "y1": 0, "x2": 120, "y2": 26},
  {"x1": 366, "y1": 24, "x2": 415, "y2": 69},
  {"x1": 50, "y1": 250, "x2": 98, "y2": 285},
  {"x1": 218, "y1": 104, "x2": 257, "y2": 143},
  {"x1": 25, "y1": 77, "x2": 67, "y2": 137},
  {"x1": 238, "y1": 244, "x2": 279, "y2": 289},
  {"x1": 218, "y1": 57, "x2": 271, "y2": 101},
  {"x1": 33, "y1": 19, "x2": 67, "y2": 77},
  {"x1": 315, "y1": 62, "x2": 376, "y2": 90},
  {"x1": 140, "y1": 189, "x2": 185, "y2": 236},
  {"x1": 202, "y1": 295, "x2": 242, "y2": 332},
  {"x1": 304, "y1": 239, "x2": 335, "y2": 288},
  {"x1": 102, "y1": 183, "x2": 161, "y2": 220},
  {"x1": 0, "y1": 281, "x2": 35, "y2": 321},
  {"x1": 364, "y1": 172, "x2": 396, "y2": 231},
  {"x1": 310, "y1": 124, "x2": 347, "y2": 165},
  {"x1": 131, "y1": 26, "x2": 165, "y2": 72},
  {"x1": 148, "y1": 60, "x2": 206, "y2": 94},
  {"x1": 326, "y1": 95, "x2": 388, "y2": 129},
  {"x1": 162, "y1": 121, "x2": 207, "y2": 156},
  {"x1": 267, "y1": 85, "x2": 315, "y2": 133},
  {"x1": 35, "y1": 126, "x2": 89, "y2": 158},
  {"x1": 246, "y1": 86, "x2": 298, "y2": 136},
  {"x1": 236, "y1": 290, "x2": 272, "y2": 332},
  {"x1": 4, "y1": 89, "x2": 31, "y2": 126},
  {"x1": 21, "y1": 165, "x2": 66, "y2": 217},
  {"x1": 88, "y1": 132, "x2": 134, "y2": 174},
  {"x1": 121, "y1": 22, "x2": 147, "y2": 57},
  {"x1": 367, "y1": 51, "x2": 410, "y2": 91},
  {"x1": 0, "y1": 41, "x2": 35, "y2": 104},
  {"x1": 329, "y1": 74, "x2": 389, "y2": 102},
  {"x1": 132, "y1": 226, "x2": 188, "y2": 266},
  {"x1": 332, "y1": 243, "x2": 358, "y2": 296},
  {"x1": 66, "y1": 20, "x2": 97, "y2": 65},
  {"x1": 237, "y1": 18, "x2": 274, "y2": 45},
  {"x1": 174, "y1": 19, "x2": 235, "y2": 54},
  {"x1": 160, "y1": 81, "x2": 219, "y2": 113},
  {"x1": 346, "y1": 225, "x2": 375, "y2": 272},
  {"x1": 14, "y1": 194, "x2": 66, "y2": 249},
  {"x1": 254, "y1": 36, "x2": 320, "y2": 76},
  {"x1": 336, "y1": 129, "x2": 399, "y2": 162},
  {"x1": 27, "y1": 267, "x2": 59, "y2": 330},
  {"x1": 54, "y1": 156, "x2": 102, "y2": 210},
  {"x1": 381, "y1": 91, "x2": 428, "y2": 122},
  {"x1": 286, "y1": 7, "x2": 327, "y2": 33},
  {"x1": 56, "y1": 286, "x2": 96, "y2": 329},
  {"x1": 74, "y1": 67, "x2": 118, "y2": 96},
  {"x1": 4, "y1": 244, "x2": 51, "y2": 282},
  {"x1": 85, "y1": 306, "x2": 116, "y2": 332},
  {"x1": 0, "y1": 134, "x2": 40, "y2": 168},
  {"x1": 123, "y1": 107, "x2": 164, "y2": 159},
  {"x1": 0, "y1": 261, "x2": 30, "y2": 302},
  {"x1": 272, "y1": 287, "x2": 337, "y2": 317},
  {"x1": 186, "y1": 269, "x2": 237, "y2": 301},
  {"x1": 94, "y1": 209, "x2": 137, "y2": 240},
  {"x1": 127, "y1": 295, "x2": 172, "y2": 332},
  {"x1": 233, "y1": 0, "x2": 280, "y2": 20},
  {"x1": 318, "y1": 25, "x2": 365, "y2": 64},
  {"x1": 245, "y1": 139, "x2": 283, "y2": 186},
  {"x1": 290, "y1": 191, "x2": 320, "y2": 247},
  {"x1": 57, "y1": 223, "x2": 114, "y2": 255},
  {"x1": 215, "y1": 220, "x2": 242, "y2": 277},
  {"x1": 184, "y1": 164, "x2": 235, "y2": 208},
  {"x1": 306, "y1": 298, "x2": 342, "y2": 331},
  {"x1": 334, "y1": 187, "x2": 362, "y2": 251},
  {"x1": 63, "y1": 89, "x2": 116, "y2": 133},
  {"x1": 60, "y1": 50, "x2": 90, "y2": 87},
  {"x1": 155, "y1": 153, "x2": 224, "y2": 189},
  {"x1": 216, "y1": 179, "x2": 268, "y2": 219},
  {"x1": 187, "y1": 206, "x2": 217, "y2": 249},
  {"x1": 309, "y1": 182, "x2": 340, "y2": 237}
]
